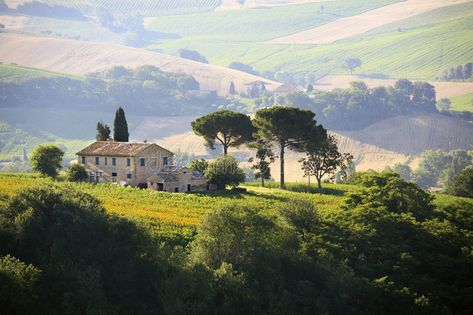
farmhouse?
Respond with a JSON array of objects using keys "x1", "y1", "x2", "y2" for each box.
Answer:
[
  {"x1": 244, "y1": 80, "x2": 271, "y2": 98},
  {"x1": 76, "y1": 141, "x2": 213, "y2": 192}
]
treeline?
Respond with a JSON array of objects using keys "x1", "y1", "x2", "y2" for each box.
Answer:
[
  {"x1": 1, "y1": 171, "x2": 472, "y2": 314},
  {"x1": 439, "y1": 62, "x2": 473, "y2": 81},
  {"x1": 0, "y1": 65, "x2": 220, "y2": 116},
  {"x1": 16, "y1": 1, "x2": 85, "y2": 20},
  {"x1": 389, "y1": 149, "x2": 473, "y2": 190},
  {"x1": 283, "y1": 80, "x2": 437, "y2": 130}
]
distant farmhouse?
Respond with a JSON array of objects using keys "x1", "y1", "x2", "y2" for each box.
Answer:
[
  {"x1": 76, "y1": 141, "x2": 213, "y2": 192},
  {"x1": 244, "y1": 80, "x2": 271, "y2": 98}
]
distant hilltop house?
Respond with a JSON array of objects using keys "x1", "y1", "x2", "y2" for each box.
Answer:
[
  {"x1": 273, "y1": 84, "x2": 302, "y2": 105},
  {"x1": 244, "y1": 80, "x2": 271, "y2": 98},
  {"x1": 76, "y1": 141, "x2": 214, "y2": 192}
]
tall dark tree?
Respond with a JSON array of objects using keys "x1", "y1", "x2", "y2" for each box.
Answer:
[
  {"x1": 229, "y1": 81, "x2": 236, "y2": 95},
  {"x1": 96, "y1": 121, "x2": 111, "y2": 141},
  {"x1": 455, "y1": 65, "x2": 464, "y2": 81},
  {"x1": 464, "y1": 62, "x2": 473, "y2": 80},
  {"x1": 191, "y1": 110, "x2": 254, "y2": 155},
  {"x1": 113, "y1": 107, "x2": 129, "y2": 142},
  {"x1": 253, "y1": 106, "x2": 326, "y2": 189}
]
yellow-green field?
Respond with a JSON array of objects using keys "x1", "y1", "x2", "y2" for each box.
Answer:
[
  {"x1": 0, "y1": 174, "x2": 349, "y2": 228},
  {"x1": 2, "y1": 173, "x2": 471, "y2": 230}
]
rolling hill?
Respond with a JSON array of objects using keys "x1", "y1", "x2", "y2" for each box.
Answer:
[
  {"x1": 267, "y1": 0, "x2": 471, "y2": 44},
  {"x1": 0, "y1": 32, "x2": 281, "y2": 95},
  {"x1": 4, "y1": 0, "x2": 222, "y2": 15},
  {"x1": 147, "y1": 0, "x2": 473, "y2": 81}
]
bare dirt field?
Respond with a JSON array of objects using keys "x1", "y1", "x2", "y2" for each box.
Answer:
[
  {"x1": 267, "y1": 0, "x2": 472, "y2": 44},
  {"x1": 0, "y1": 15, "x2": 29, "y2": 30},
  {"x1": 338, "y1": 114, "x2": 473, "y2": 155},
  {"x1": 4, "y1": 0, "x2": 27, "y2": 9},
  {"x1": 315, "y1": 75, "x2": 473, "y2": 99},
  {"x1": 216, "y1": 0, "x2": 329, "y2": 11},
  {"x1": 0, "y1": 32, "x2": 281, "y2": 95}
]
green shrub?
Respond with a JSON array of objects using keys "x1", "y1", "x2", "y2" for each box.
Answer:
[{"x1": 67, "y1": 164, "x2": 88, "y2": 182}]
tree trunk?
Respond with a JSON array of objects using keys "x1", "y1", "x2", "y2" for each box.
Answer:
[
  {"x1": 223, "y1": 145, "x2": 228, "y2": 155},
  {"x1": 280, "y1": 143, "x2": 285, "y2": 189},
  {"x1": 317, "y1": 177, "x2": 322, "y2": 192},
  {"x1": 261, "y1": 177, "x2": 265, "y2": 187},
  {"x1": 307, "y1": 175, "x2": 311, "y2": 192}
]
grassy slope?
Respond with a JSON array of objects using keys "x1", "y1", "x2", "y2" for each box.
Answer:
[
  {"x1": 0, "y1": 173, "x2": 353, "y2": 242},
  {"x1": 0, "y1": 120, "x2": 91, "y2": 160},
  {"x1": 0, "y1": 63, "x2": 73, "y2": 82},
  {"x1": 450, "y1": 92, "x2": 473, "y2": 112},
  {"x1": 147, "y1": 0, "x2": 399, "y2": 66},
  {"x1": 34, "y1": 0, "x2": 221, "y2": 15},
  {"x1": 1, "y1": 173, "x2": 470, "y2": 231},
  {"x1": 147, "y1": 1, "x2": 473, "y2": 80}
]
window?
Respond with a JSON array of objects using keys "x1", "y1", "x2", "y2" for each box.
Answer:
[
  {"x1": 81, "y1": 156, "x2": 86, "y2": 164},
  {"x1": 112, "y1": 157, "x2": 116, "y2": 166},
  {"x1": 99, "y1": 172, "x2": 103, "y2": 176},
  {"x1": 163, "y1": 157, "x2": 168, "y2": 166},
  {"x1": 127, "y1": 158, "x2": 131, "y2": 167},
  {"x1": 112, "y1": 172, "x2": 117, "y2": 177},
  {"x1": 140, "y1": 158, "x2": 145, "y2": 167},
  {"x1": 112, "y1": 172, "x2": 117, "y2": 183},
  {"x1": 95, "y1": 157, "x2": 99, "y2": 165},
  {"x1": 127, "y1": 173, "x2": 132, "y2": 179},
  {"x1": 105, "y1": 157, "x2": 108, "y2": 165}
]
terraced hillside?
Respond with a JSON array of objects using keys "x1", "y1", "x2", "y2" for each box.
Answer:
[
  {"x1": 4, "y1": 0, "x2": 222, "y2": 15},
  {"x1": 148, "y1": 0, "x2": 473, "y2": 80}
]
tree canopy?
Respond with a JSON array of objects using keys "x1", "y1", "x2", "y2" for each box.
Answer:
[
  {"x1": 30, "y1": 144, "x2": 64, "y2": 178},
  {"x1": 299, "y1": 135, "x2": 353, "y2": 190},
  {"x1": 96, "y1": 121, "x2": 111, "y2": 141},
  {"x1": 253, "y1": 106, "x2": 326, "y2": 188},
  {"x1": 191, "y1": 110, "x2": 254, "y2": 155}
]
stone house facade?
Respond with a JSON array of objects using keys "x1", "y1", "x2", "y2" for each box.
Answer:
[
  {"x1": 76, "y1": 141, "x2": 173, "y2": 186},
  {"x1": 76, "y1": 141, "x2": 214, "y2": 192}
]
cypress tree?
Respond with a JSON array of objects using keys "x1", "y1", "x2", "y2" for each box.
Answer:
[
  {"x1": 113, "y1": 107, "x2": 129, "y2": 142},
  {"x1": 229, "y1": 81, "x2": 236, "y2": 95}
]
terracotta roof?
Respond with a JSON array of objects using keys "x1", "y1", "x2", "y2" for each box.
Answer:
[
  {"x1": 273, "y1": 84, "x2": 299, "y2": 93},
  {"x1": 76, "y1": 141, "x2": 172, "y2": 157},
  {"x1": 244, "y1": 80, "x2": 271, "y2": 86}
]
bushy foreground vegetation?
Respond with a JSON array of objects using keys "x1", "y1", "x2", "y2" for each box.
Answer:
[{"x1": 0, "y1": 172, "x2": 472, "y2": 314}]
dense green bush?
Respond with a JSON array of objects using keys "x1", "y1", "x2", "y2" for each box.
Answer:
[
  {"x1": 448, "y1": 167, "x2": 473, "y2": 198},
  {"x1": 30, "y1": 144, "x2": 64, "y2": 178},
  {"x1": 66, "y1": 164, "x2": 88, "y2": 182},
  {"x1": 205, "y1": 155, "x2": 245, "y2": 189},
  {"x1": 1, "y1": 174, "x2": 472, "y2": 314}
]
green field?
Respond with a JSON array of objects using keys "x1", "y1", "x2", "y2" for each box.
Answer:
[
  {"x1": 147, "y1": 1, "x2": 473, "y2": 80},
  {"x1": 22, "y1": 0, "x2": 221, "y2": 16},
  {"x1": 450, "y1": 92, "x2": 473, "y2": 112},
  {"x1": 0, "y1": 64, "x2": 73, "y2": 83},
  {"x1": 1, "y1": 172, "x2": 470, "y2": 232}
]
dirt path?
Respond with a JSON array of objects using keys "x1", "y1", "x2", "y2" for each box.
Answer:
[
  {"x1": 315, "y1": 75, "x2": 473, "y2": 99},
  {"x1": 267, "y1": 0, "x2": 472, "y2": 44},
  {"x1": 0, "y1": 32, "x2": 281, "y2": 95}
]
